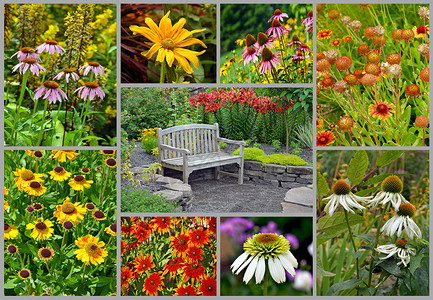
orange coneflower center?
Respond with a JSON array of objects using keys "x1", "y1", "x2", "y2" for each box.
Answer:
[
  {"x1": 29, "y1": 181, "x2": 41, "y2": 189},
  {"x1": 257, "y1": 32, "x2": 269, "y2": 46},
  {"x1": 40, "y1": 248, "x2": 51, "y2": 258},
  {"x1": 85, "y1": 242, "x2": 99, "y2": 254},
  {"x1": 22, "y1": 58, "x2": 37, "y2": 64},
  {"x1": 396, "y1": 238, "x2": 408, "y2": 248},
  {"x1": 247, "y1": 46, "x2": 256, "y2": 56},
  {"x1": 21, "y1": 47, "x2": 34, "y2": 53},
  {"x1": 271, "y1": 19, "x2": 282, "y2": 28},
  {"x1": 45, "y1": 40, "x2": 58, "y2": 45},
  {"x1": 61, "y1": 203, "x2": 76, "y2": 214},
  {"x1": 85, "y1": 82, "x2": 99, "y2": 88},
  {"x1": 88, "y1": 61, "x2": 100, "y2": 67},
  {"x1": 161, "y1": 38, "x2": 176, "y2": 50},
  {"x1": 43, "y1": 81, "x2": 59, "y2": 89},
  {"x1": 261, "y1": 47, "x2": 273, "y2": 62},
  {"x1": 381, "y1": 175, "x2": 403, "y2": 193},
  {"x1": 20, "y1": 169, "x2": 35, "y2": 181},
  {"x1": 62, "y1": 68, "x2": 74, "y2": 73},
  {"x1": 256, "y1": 233, "x2": 278, "y2": 244},
  {"x1": 397, "y1": 203, "x2": 415, "y2": 217},
  {"x1": 54, "y1": 166, "x2": 64, "y2": 173},
  {"x1": 376, "y1": 104, "x2": 389, "y2": 114},
  {"x1": 245, "y1": 34, "x2": 256, "y2": 47},
  {"x1": 307, "y1": 10, "x2": 313, "y2": 18},
  {"x1": 273, "y1": 9, "x2": 282, "y2": 16},
  {"x1": 74, "y1": 175, "x2": 84, "y2": 182},
  {"x1": 338, "y1": 116, "x2": 354, "y2": 130},
  {"x1": 332, "y1": 180, "x2": 351, "y2": 195}
]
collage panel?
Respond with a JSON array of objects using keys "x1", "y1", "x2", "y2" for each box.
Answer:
[
  {"x1": 4, "y1": 150, "x2": 117, "y2": 296},
  {"x1": 220, "y1": 216, "x2": 313, "y2": 296},
  {"x1": 316, "y1": 150, "x2": 429, "y2": 296},
  {"x1": 120, "y1": 216, "x2": 216, "y2": 296},
  {"x1": 121, "y1": 87, "x2": 313, "y2": 214},
  {"x1": 220, "y1": 3, "x2": 313, "y2": 84},
  {"x1": 120, "y1": 3, "x2": 217, "y2": 83},
  {"x1": 316, "y1": 4, "x2": 429, "y2": 146},
  {"x1": 4, "y1": 3, "x2": 117, "y2": 146}
]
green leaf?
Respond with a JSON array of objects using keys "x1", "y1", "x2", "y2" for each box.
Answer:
[
  {"x1": 347, "y1": 150, "x2": 368, "y2": 186},
  {"x1": 355, "y1": 185, "x2": 380, "y2": 197},
  {"x1": 409, "y1": 252, "x2": 424, "y2": 274},
  {"x1": 355, "y1": 234, "x2": 375, "y2": 245},
  {"x1": 326, "y1": 279, "x2": 363, "y2": 296},
  {"x1": 375, "y1": 151, "x2": 404, "y2": 168},
  {"x1": 377, "y1": 258, "x2": 406, "y2": 278},
  {"x1": 317, "y1": 171, "x2": 330, "y2": 198},
  {"x1": 365, "y1": 173, "x2": 409, "y2": 185},
  {"x1": 317, "y1": 212, "x2": 365, "y2": 244}
]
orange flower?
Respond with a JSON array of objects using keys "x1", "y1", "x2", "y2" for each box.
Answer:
[
  {"x1": 150, "y1": 217, "x2": 173, "y2": 234},
  {"x1": 133, "y1": 253, "x2": 155, "y2": 275},
  {"x1": 121, "y1": 267, "x2": 135, "y2": 293},
  {"x1": 173, "y1": 284, "x2": 197, "y2": 296},
  {"x1": 186, "y1": 245, "x2": 204, "y2": 262},
  {"x1": 368, "y1": 100, "x2": 395, "y2": 120},
  {"x1": 317, "y1": 131, "x2": 335, "y2": 146},
  {"x1": 198, "y1": 274, "x2": 216, "y2": 296},
  {"x1": 143, "y1": 272, "x2": 164, "y2": 296},
  {"x1": 169, "y1": 230, "x2": 190, "y2": 258},
  {"x1": 205, "y1": 217, "x2": 216, "y2": 235},
  {"x1": 318, "y1": 29, "x2": 332, "y2": 39},
  {"x1": 329, "y1": 38, "x2": 341, "y2": 46},
  {"x1": 183, "y1": 262, "x2": 205, "y2": 284},
  {"x1": 163, "y1": 257, "x2": 185, "y2": 280},
  {"x1": 343, "y1": 35, "x2": 353, "y2": 42},
  {"x1": 188, "y1": 227, "x2": 210, "y2": 248},
  {"x1": 132, "y1": 221, "x2": 152, "y2": 242}
]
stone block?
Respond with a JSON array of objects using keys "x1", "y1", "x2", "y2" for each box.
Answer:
[
  {"x1": 263, "y1": 163, "x2": 286, "y2": 174},
  {"x1": 286, "y1": 166, "x2": 313, "y2": 175},
  {"x1": 164, "y1": 183, "x2": 192, "y2": 197},
  {"x1": 281, "y1": 181, "x2": 307, "y2": 189},
  {"x1": 284, "y1": 187, "x2": 314, "y2": 207},
  {"x1": 244, "y1": 169, "x2": 264, "y2": 177},
  {"x1": 154, "y1": 190, "x2": 183, "y2": 202},
  {"x1": 244, "y1": 160, "x2": 263, "y2": 171},
  {"x1": 264, "y1": 173, "x2": 278, "y2": 180},
  {"x1": 281, "y1": 202, "x2": 313, "y2": 214},
  {"x1": 296, "y1": 177, "x2": 313, "y2": 184},
  {"x1": 277, "y1": 174, "x2": 296, "y2": 182}
]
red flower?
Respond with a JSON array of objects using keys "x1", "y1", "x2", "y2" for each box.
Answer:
[
  {"x1": 205, "y1": 217, "x2": 217, "y2": 235},
  {"x1": 368, "y1": 100, "x2": 395, "y2": 120},
  {"x1": 198, "y1": 274, "x2": 216, "y2": 296},
  {"x1": 132, "y1": 221, "x2": 152, "y2": 243},
  {"x1": 186, "y1": 245, "x2": 204, "y2": 263},
  {"x1": 169, "y1": 230, "x2": 190, "y2": 258},
  {"x1": 183, "y1": 262, "x2": 205, "y2": 284},
  {"x1": 188, "y1": 227, "x2": 210, "y2": 248},
  {"x1": 133, "y1": 253, "x2": 155, "y2": 275},
  {"x1": 173, "y1": 284, "x2": 197, "y2": 296},
  {"x1": 121, "y1": 267, "x2": 135, "y2": 293},
  {"x1": 143, "y1": 272, "x2": 164, "y2": 296},
  {"x1": 150, "y1": 217, "x2": 173, "y2": 234},
  {"x1": 317, "y1": 131, "x2": 335, "y2": 146},
  {"x1": 163, "y1": 257, "x2": 184, "y2": 280}
]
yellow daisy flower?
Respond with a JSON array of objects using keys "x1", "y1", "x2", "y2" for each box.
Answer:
[
  {"x1": 53, "y1": 197, "x2": 87, "y2": 224},
  {"x1": 104, "y1": 158, "x2": 117, "y2": 168},
  {"x1": 38, "y1": 247, "x2": 55, "y2": 261},
  {"x1": 25, "y1": 150, "x2": 44, "y2": 158},
  {"x1": 26, "y1": 218, "x2": 54, "y2": 240},
  {"x1": 13, "y1": 167, "x2": 45, "y2": 191},
  {"x1": 100, "y1": 150, "x2": 116, "y2": 156},
  {"x1": 4, "y1": 200, "x2": 9, "y2": 211},
  {"x1": 74, "y1": 235, "x2": 108, "y2": 265},
  {"x1": 4, "y1": 224, "x2": 19, "y2": 240},
  {"x1": 4, "y1": 186, "x2": 9, "y2": 195},
  {"x1": 23, "y1": 181, "x2": 47, "y2": 197},
  {"x1": 68, "y1": 175, "x2": 93, "y2": 191},
  {"x1": 50, "y1": 150, "x2": 80, "y2": 162},
  {"x1": 48, "y1": 166, "x2": 72, "y2": 182},
  {"x1": 129, "y1": 11, "x2": 207, "y2": 74},
  {"x1": 18, "y1": 269, "x2": 31, "y2": 280},
  {"x1": 104, "y1": 224, "x2": 116, "y2": 236}
]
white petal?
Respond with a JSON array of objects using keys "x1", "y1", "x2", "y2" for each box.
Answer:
[
  {"x1": 279, "y1": 253, "x2": 296, "y2": 277},
  {"x1": 282, "y1": 251, "x2": 299, "y2": 268},
  {"x1": 235, "y1": 255, "x2": 255, "y2": 275},
  {"x1": 255, "y1": 256, "x2": 266, "y2": 284},
  {"x1": 243, "y1": 256, "x2": 258, "y2": 284},
  {"x1": 268, "y1": 257, "x2": 285, "y2": 283},
  {"x1": 231, "y1": 252, "x2": 249, "y2": 272}
]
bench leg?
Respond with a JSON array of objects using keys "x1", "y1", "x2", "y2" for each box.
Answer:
[
  {"x1": 160, "y1": 167, "x2": 164, "y2": 176},
  {"x1": 215, "y1": 166, "x2": 220, "y2": 180},
  {"x1": 183, "y1": 171, "x2": 189, "y2": 184},
  {"x1": 238, "y1": 161, "x2": 244, "y2": 184}
]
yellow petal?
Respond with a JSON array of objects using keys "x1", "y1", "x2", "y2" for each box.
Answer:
[
  {"x1": 156, "y1": 48, "x2": 167, "y2": 63},
  {"x1": 130, "y1": 25, "x2": 160, "y2": 44},
  {"x1": 145, "y1": 43, "x2": 161, "y2": 59},
  {"x1": 144, "y1": 17, "x2": 163, "y2": 40},
  {"x1": 174, "y1": 52, "x2": 193, "y2": 73},
  {"x1": 159, "y1": 11, "x2": 172, "y2": 37},
  {"x1": 174, "y1": 28, "x2": 206, "y2": 44},
  {"x1": 166, "y1": 50, "x2": 175, "y2": 67},
  {"x1": 171, "y1": 17, "x2": 186, "y2": 36},
  {"x1": 176, "y1": 38, "x2": 207, "y2": 49},
  {"x1": 175, "y1": 48, "x2": 205, "y2": 68}
]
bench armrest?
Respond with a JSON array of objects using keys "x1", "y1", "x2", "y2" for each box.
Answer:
[
  {"x1": 159, "y1": 144, "x2": 191, "y2": 155},
  {"x1": 217, "y1": 137, "x2": 246, "y2": 146}
]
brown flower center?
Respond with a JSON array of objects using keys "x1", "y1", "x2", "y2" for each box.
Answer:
[
  {"x1": 332, "y1": 180, "x2": 351, "y2": 195},
  {"x1": 291, "y1": 34, "x2": 300, "y2": 42},
  {"x1": 150, "y1": 280, "x2": 155, "y2": 285},
  {"x1": 256, "y1": 233, "x2": 278, "y2": 243},
  {"x1": 29, "y1": 181, "x2": 41, "y2": 189},
  {"x1": 62, "y1": 68, "x2": 74, "y2": 73},
  {"x1": 74, "y1": 175, "x2": 84, "y2": 182},
  {"x1": 86, "y1": 203, "x2": 95, "y2": 210},
  {"x1": 94, "y1": 210, "x2": 105, "y2": 219},
  {"x1": 376, "y1": 104, "x2": 388, "y2": 114},
  {"x1": 396, "y1": 238, "x2": 408, "y2": 248},
  {"x1": 271, "y1": 19, "x2": 282, "y2": 27},
  {"x1": 245, "y1": 34, "x2": 256, "y2": 47},
  {"x1": 179, "y1": 239, "x2": 186, "y2": 246},
  {"x1": 20, "y1": 169, "x2": 34, "y2": 181},
  {"x1": 106, "y1": 158, "x2": 116, "y2": 166},
  {"x1": 19, "y1": 270, "x2": 30, "y2": 278},
  {"x1": 54, "y1": 166, "x2": 64, "y2": 173},
  {"x1": 40, "y1": 248, "x2": 52, "y2": 258},
  {"x1": 85, "y1": 242, "x2": 99, "y2": 254},
  {"x1": 274, "y1": 9, "x2": 282, "y2": 16},
  {"x1": 110, "y1": 224, "x2": 117, "y2": 232},
  {"x1": 35, "y1": 222, "x2": 47, "y2": 230},
  {"x1": 84, "y1": 82, "x2": 99, "y2": 88},
  {"x1": 247, "y1": 46, "x2": 256, "y2": 56},
  {"x1": 43, "y1": 81, "x2": 59, "y2": 89},
  {"x1": 161, "y1": 38, "x2": 176, "y2": 50},
  {"x1": 22, "y1": 58, "x2": 37, "y2": 64},
  {"x1": 103, "y1": 150, "x2": 114, "y2": 155},
  {"x1": 45, "y1": 40, "x2": 58, "y2": 45},
  {"x1": 34, "y1": 151, "x2": 43, "y2": 158},
  {"x1": 61, "y1": 202, "x2": 76, "y2": 214},
  {"x1": 63, "y1": 221, "x2": 73, "y2": 229},
  {"x1": 261, "y1": 47, "x2": 273, "y2": 62},
  {"x1": 33, "y1": 203, "x2": 42, "y2": 210},
  {"x1": 192, "y1": 264, "x2": 198, "y2": 270},
  {"x1": 208, "y1": 286, "x2": 213, "y2": 291},
  {"x1": 88, "y1": 61, "x2": 100, "y2": 67},
  {"x1": 21, "y1": 47, "x2": 33, "y2": 53},
  {"x1": 257, "y1": 32, "x2": 269, "y2": 46},
  {"x1": 5, "y1": 224, "x2": 9, "y2": 230}
]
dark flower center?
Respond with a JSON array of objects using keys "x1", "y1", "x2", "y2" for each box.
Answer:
[
  {"x1": 271, "y1": 19, "x2": 282, "y2": 27},
  {"x1": 172, "y1": 258, "x2": 178, "y2": 264},
  {"x1": 86, "y1": 203, "x2": 95, "y2": 210},
  {"x1": 22, "y1": 58, "x2": 37, "y2": 64},
  {"x1": 109, "y1": 224, "x2": 117, "y2": 232},
  {"x1": 192, "y1": 251, "x2": 197, "y2": 256},
  {"x1": 307, "y1": 10, "x2": 313, "y2": 18},
  {"x1": 142, "y1": 263, "x2": 147, "y2": 269},
  {"x1": 74, "y1": 175, "x2": 84, "y2": 182},
  {"x1": 34, "y1": 151, "x2": 43, "y2": 157},
  {"x1": 29, "y1": 181, "x2": 41, "y2": 189},
  {"x1": 5, "y1": 224, "x2": 9, "y2": 230},
  {"x1": 396, "y1": 238, "x2": 408, "y2": 248},
  {"x1": 261, "y1": 47, "x2": 273, "y2": 62},
  {"x1": 195, "y1": 235, "x2": 201, "y2": 241},
  {"x1": 82, "y1": 167, "x2": 89, "y2": 173},
  {"x1": 27, "y1": 206, "x2": 34, "y2": 212},
  {"x1": 376, "y1": 104, "x2": 388, "y2": 114},
  {"x1": 274, "y1": 9, "x2": 282, "y2": 16},
  {"x1": 184, "y1": 292, "x2": 190, "y2": 296},
  {"x1": 150, "y1": 280, "x2": 155, "y2": 285},
  {"x1": 84, "y1": 82, "x2": 99, "y2": 88},
  {"x1": 19, "y1": 270, "x2": 30, "y2": 279},
  {"x1": 94, "y1": 210, "x2": 105, "y2": 219},
  {"x1": 54, "y1": 166, "x2": 64, "y2": 173},
  {"x1": 106, "y1": 158, "x2": 116, "y2": 166},
  {"x1": 45, "y1": 40, "x2": 58, "y2": 45},
  {"x1": 397, "y1": 203, "x2": 415, "y2": 217},
  {"x1": 179, "y1": 239, "x2": 186, "y2": 246},
  {"x1": 88, "y1": 61, "x2": 100, "y2": 67},
  {"x1": 63, "y1": 221, "x2": 73, "y2": 229},
  {"x1": 103, "y1": 150, "x2": 114, "y2": 155},
  {"x1": 35, "y1": 222, "x2": 47, "y2": 230},
  {"x1": 208, "y1": 286, "x2": 213, "y2": 291},
  {"x1": 40, "y1": 248, "x2": 52, "y2": 258},
  {"x1": 122, "y1": 276, "x2": 127, "y2": 281},
  {"x1": 43, "y1": 80, "x2": 59, "y2": 89},
  {"x1": 247, "y1": 46, "x2": 256, "y2": 55},
  {"x1": 245, "y1": 34, "x2": 256, "y2": 47},
  {"x1": 192, "y1": 264, "x2": 198, "y2": 270},
  {"x1": 257, "y1": 32, "x2": 269, "y2": 46},
  {"x1": 8, "y1": 245, "x2": 17, "y2": 253},
  {"x1": 291, "y1": 34, "x2": 300, "y2": 42},
  {"x1": 256, "y1": 233, "x2": 278, "y2": 244},
  {"x1": 33, "y1": 203, "x2": 42, "y2": 210}
]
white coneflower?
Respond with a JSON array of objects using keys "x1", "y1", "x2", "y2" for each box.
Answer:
[
  {"x1": 368, "y1": 175, "x2": 408, "y2": 210},
  {"x1": 231, "y1": 233, "x2": 298, "y2": 284},
  {"x1": 382, "y1": 203, "x2": 422, "y2": 239},
  {"x1": 323, "y1": 180, "x2": 372, "y2": 216},
  {"x1": 376, "y1": 238, "x2": 416, "y2": 267}
]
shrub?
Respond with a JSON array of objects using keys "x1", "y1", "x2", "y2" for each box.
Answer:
[
  {"x1": 253, "y1": 142, "x2": 262, "y2": 149},
  {"x1": 219, "y1": 141, "x2": 228, "y2": 149},
  {"x1": 261, "y1": 154, "x2": 308, "y2": 166},
  {"x1": 232, "y1": 147, "x2": 267, "y2": 161},
  {"x1": 272, "y1": 139, "x2": 281, "y2": 152},
  {"x1": 121, "y1": 185, "x2": 178, "y2": 213},
  {"x1": 294, "y1": 119, "x2": 313, "y2": 149}
]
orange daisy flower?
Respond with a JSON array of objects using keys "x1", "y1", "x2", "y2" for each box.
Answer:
[
  {"x1": 173, "y1": 284, "x2": 197, "y2": 296},
  {"x1": 368, "y1": 100, "x2": 395, "y2": 120},
  {"x1": 317, "y1": 131, "x2": 335, "y2": 146},
  {"x1": 188, "y1": 227, "x2": 210, "y2": 248},
  {"x1": 143, "y1": 272, "x2": 164, "y2": 296},
  {"x1": 163, "y1": 257, "x2": 185, "y2": 280},
  {"x1": 183, "y1": 262, "x2": 205, "y2": 284},
  {"x1": 198, "y1": 274, "x2": 216, "y2": 296},
  {"x1": 133, "y1": 253, "x2": 155, "y2": 275},
  {"x1": 150, "y1": 217, "x2": 174, "y2": 234},
  {"x1": 169, "y1": 230, "x2": 190, "y2": 258},
  {"x1": 329, "y1": 38, "x2": 341, "y2": 46},
  {"x1": 317, "y1": 29, "x2": 332, "y2": 39},
  {"x1": 121, "y1": 267, "x2": 135, "y2": 293},
  {"x1": 133, "y1": 221, "x2": 152, "y2": 243},
  {"x1": 205, "y1": 217, "x2": 216, "y2": 235},
  {"x1": 343, "y1": 35, "x2": 353, "y2": 42},
  {"x1": 186, "y1": 245, "x2": 204, "y2": 263}
]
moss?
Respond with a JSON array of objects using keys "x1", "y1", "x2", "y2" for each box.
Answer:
[{"x1": 232, "y1": 148, "x2": 307, "y2": 166}]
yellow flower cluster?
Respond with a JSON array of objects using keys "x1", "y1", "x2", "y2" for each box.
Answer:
[{"x1": 139, "y1": 127, "x2": 158, "y2": 141}]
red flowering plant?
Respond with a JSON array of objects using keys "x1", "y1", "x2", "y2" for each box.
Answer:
[{"x1": 121, "y1": 216, "x2": 217, "y2": 296}]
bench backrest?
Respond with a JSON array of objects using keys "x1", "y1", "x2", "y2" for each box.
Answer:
[{"x1": 157, "y1": 123, "x2": 220, "y2": 160}]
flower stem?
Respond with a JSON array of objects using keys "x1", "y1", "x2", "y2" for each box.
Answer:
[
  {"x1": 82, "y1": 263, "x2": 87, "y2": 281},
  {"x1": 61, "y1": 229, "x2": 67, "y2": 249},
  {"x1": 12, "y1": 71, "x2": 30, "y2": 145},
  {"x1": 99, "y1": 167, "x2": 110, "y2": 206},
  {"x1": 45, "y1": 260, "x2": 54, "y2": 276},
  {"x1": 160, "y1": 61, "x2": 166, "y2": 83},
  {"x1": 344, "y1": 209, "x2": 359, "y2": 282},
  {"x1": 263, "y1": 269, "x2": 268, "y2": 296},
  {"x1": 36, "y1": 99, "x2": 49, "y2": 145}
]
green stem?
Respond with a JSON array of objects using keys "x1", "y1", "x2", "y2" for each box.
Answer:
[
  {"x1": 160, "y1": 61, "x2": 166, "y2": 83},
  {"x1": 36, "y1": 99, "x2": 49, "y2": 145},
  {"x1": 263, "y1": 269, "x2": 268, "y2": 296},
  {"x1": 344, "y1": 210, "x2": 359, "y2": 282},
  {"x1": 61, "y1": 229, "x2": 67, "y2": 249},
  {"x1": 12, "y1": 71, "x2": 30, "y2": 145},
  {"x1": 99, "y1": 167, "x2": 110, "y2": 206},
  {"x1": 77, "y1": 99, "x2": 90, "y2": 143},
  {"x1": 45, "y1": 260, "x2": 54, "y2": 276}
]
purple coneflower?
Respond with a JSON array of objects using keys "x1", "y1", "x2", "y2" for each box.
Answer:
[
  {"x1": 80, "y1": 62, "x2": 104, "y2": 77},
  {"x1": 74, "y1": 82, "x2": 105, "y2": 101},
  {"x1": 242, "y1": 46, "x2": 259, "y2": 65},
  {"x1": 268, "y1": 9, "x2": 288, "y2": 23},
  {"x1": 258, "y1": 47, "x2": 280, "y2": 74},
  {"x1": 292, "y1": 51, "x2": 309, "y2": 62},
  {"x1": 12, "y1": 58, "x2": 45, "y2": 76},
  {"x1": 34, "y1": 81, "x2": 68, "y2": 104},
  {"x1": 53, "y1": 68, "x2": 80, "y2": 83},
  {"x1": 11, "y1": 47, "x2": 40, "y2": 61},
  {"x1": 266, "y1": 19, "x2": 291, "y2": 38},
  {"x1": 302, "y1": 11, "x2": 314, "y2": 32},
  {"x1": 287, "y1": 35, "x2": 302, "y2": 47},
  {"x1": 256, "y1": 32, "x2": 276, "y2": 51},
  {"x1": 295, "y1": 43, "x2": 312, "y2": 53},
  {"x1": 36, "y1": 40, "x2": 65, "y2": 55}
]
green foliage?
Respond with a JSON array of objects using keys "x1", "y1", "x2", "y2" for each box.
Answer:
[
  {"x1": 290, "y1": 141, "x2": 303, "y2": 156},
  {"x1": 294, "y1": 119, "x2": 313, "y2": 149},
  {"x1": 141, "y1": 163, "x2": 162, "y2": 186},
  {"x1": 121, "y1": 185, "x2": 177, "y2": 213},
  {"x1": 253, "y1": 142, "x2": 262, "y2": 149},
  {"x1": 232, "y1": 147, "x2": 266, "y2": 161},
  {"x1": 214, "y1": 102, "x2": 258, "y2": 141},
  {"x1": 219, "y1": 141, "x2": 227, "y2": 149},
  {"x1": 346, "y1": 150, "x2": 369, "y2": 186},
  {"x1": 260, "y1": 153, "x2": 308, "y2": 166},
  {"x1": 272, "y1": 139, "x2": 281, "y2": 152},
  {"x1": 141, "y1": 135, "x2": 158, "y2": 153}
]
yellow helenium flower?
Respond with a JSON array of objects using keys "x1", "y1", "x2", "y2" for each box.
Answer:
[
  {"x1": 4, "y1": 200, "x2": 9, "y2": 211},
  {"x1": 4, "y1": 224, "x2": 19, "y2": 240},
  {"x1": 50, "y1": 150, "x2": 80, "y2": 162},
  {"x1": 129, "y1": 11, "x2": 207, "y2": 74},
  {"x1": 68, "y1": 175, "x2": 93, "y2": 191},
  {"x1": 23, "y1": 181, "x2": 47, "y2": 197},
  {"x1": 74, "y1": 235, "x2": 108, "y2": 265},
  {"x1": 53, "y1": 197, "x2": 87, "y2": 224},
  {"x1": 26, "y1": 218, "x2": 54, "y2": 240},
  {"x1": 48, "y1": 166, "x2": 72, "y2": 182},
  {"x1": 13, "y1": 167, "x2": 45, "y2": 191}
]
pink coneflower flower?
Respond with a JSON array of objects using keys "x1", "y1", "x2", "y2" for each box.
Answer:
[
  {"x1": 295, "y1": 43, "x2": 312, "y2": 53},
  {"x1": 36, "y1": 40, "x2": 64, "y2": 55},
  {"x1": 266, "y1": 19, "x2": 290, "y2": 38},
  {"x1": 258, "y1": 47, "x2": 280, "y2": 74},
  {"x1": 11, "y1": 47, "x2": 40, "y2": 61},
  {"x1": 12, "y1": 58, "x2": 45, "y2": 76},
  {"x1": 302, "y1": 11, "x2": 313, "y2": 32},
  {"x1": 74, "y1": 82, "x2": 105, "y2": 101},
  {"x1": 287, "y1": 35, "x2": 302, "y2": 47},
  {"x1": 292, "y1": 51, "x2": 309, "y2": 62},
  {"x1": 80, "y1": 62, "x2": 105, "y2": 77},
  {"x1": 256, "y1": 32, "x2": 276, "y2": 51},
  {"x1": 53, "y1": 68, "x2": 80, "y2": 83},
  {"x1": 242, "y1": 46, "x2": 259, "y2": 65},
  {"x1": 34, "y1": 81, "x2": 68, "y2": 104},
  {"x1": 268, "y1": 9, "x2": 288, "y2": 23}
]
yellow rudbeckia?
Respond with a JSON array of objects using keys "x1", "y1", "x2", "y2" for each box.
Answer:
[
  {"x1": 74, "y1": 235, "x2": 108, "y2": 265},
  {"x1": 130, "y1": 11, "x2": 207, "y2": 74},
  {"x1": 53, "y1": 197, "x2": 87, "y2": 224},
  {"x1": 26, "y1": 218, "x2": 54, "y2": 240}
]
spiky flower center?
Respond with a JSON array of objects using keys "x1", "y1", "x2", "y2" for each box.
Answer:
[
  {"x1": 20, "y1": 169, "x2": 34, "y2": 181},
  {"x1": 245, "y1": 34, "x2": 256, "y2": 47},
  {"x1": 161, "y1": 38, "x2": 175, "y2": 50},
  {"x1": 307, "y1": 10, "x2": 313, "y2": 18},
  {"x1": 21, "y1": 47, "x2": 34, "y2": 53},
  {"x1": 332, "y1": 180, "x2": 351, "y2": 195},
  {"x1": 29, "y1": 181, "x2": 41, "y2": 189},
  {"x1": 85, "y1": 82, "x2": 99, "y2": 89},
  {"x1": 54, "y1": 166, "x2": 64, "y2": 173},
  {"x1": 85, "y1": 242, "x2": 99, "y2": 254},
  {"x1": 376, "y1": 104, "x2": 389, "y2": 114},
  {"x1": 22, "y1": 58, "x2": 37, "y2": 64},
  {"x1": 43, "y1": 81, "x2": 59, "y2": 89},
  {"x1": 45, "y1": 40, "x2": 58, "y2": 45},
  {"x1": 291, "y1": 34, "x2": 300, "y2": 42},
  {"x1": 62, "y1": 68, "x2": 74, "y2": 73},
  {"x1": 261, "y1": 47, "x2": 273, "y2": 62},
  {"x1": 244, "y1": 233, "x2": 290, "y2": 258},
  {"x1": 88, "y1": 61, "x2": 100, "y2": 67},
  {"x1": 257, "y1": 32, "x2": 269, "y2": 46},
  {"x1": 274, "y1": 9, "x2": 282, "y2": 16},
  {"x1": 271, "y1": 19, "x2": 282, "y2": 27},
  {"x1": 395, "y1": 238, "x2": 408, "y2": 248},
  {"x1": 247, "y1": 46, "x2": 256, "y2": 55},
  {"x1": 61, "y1": 202, "x2": 76, "y2": 214},
  {"x1": 397, "y1": 203, "x2": 415, "y2": 217},
  {"x1": 381, "y1": 175, "x2": 403, "y2": 193}
]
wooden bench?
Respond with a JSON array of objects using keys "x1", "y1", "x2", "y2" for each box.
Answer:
[{"x1": 157, "y1": 123, "x2": 245, "y2": 184}]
